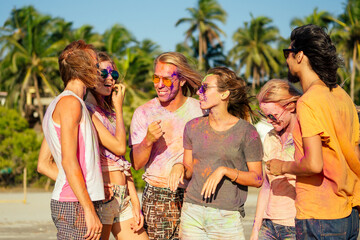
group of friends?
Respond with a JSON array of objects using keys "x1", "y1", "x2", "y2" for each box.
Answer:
[{"x1": 37, "y1": 24, "x2": 360, "y2": 240}]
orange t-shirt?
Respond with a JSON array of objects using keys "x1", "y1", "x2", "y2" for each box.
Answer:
[{"x1": 293, "y1": 84, "x2": 360, "y2": 219}]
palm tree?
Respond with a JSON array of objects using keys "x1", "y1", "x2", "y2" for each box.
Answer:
[
  {"x1": 0, "y1": 6, "x2": 62, "y2": 123},
  {"x1": 290, "y1": 8, "x2": 333, "y2": 29},
  {"x1": 110, "y1": 37, "x2": 161, "y2": 128},
  {"x1": 229, "y1": 15, "x2": 280, "y2": 89},
  {"x1": 330, "y1": 0, "x2": 360, "y2": 103},
  {"x1": 175, "y1": 0, "x2": 227, "y2": 71}
]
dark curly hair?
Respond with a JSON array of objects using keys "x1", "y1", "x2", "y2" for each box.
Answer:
[
  {"x1": 207, "y1": 67, "x2": 252, "y2": 120},
  {"x1": 290, "y1": 24, "x2": 343, "y2": 90}
]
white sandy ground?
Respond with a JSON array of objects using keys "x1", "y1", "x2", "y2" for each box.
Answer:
[
  {"x1": 0, "y1": 188, "x2": 260, "y2": 240},
  {"x1": 2, "y1": 188, "x2": 358, "y2": 240}
]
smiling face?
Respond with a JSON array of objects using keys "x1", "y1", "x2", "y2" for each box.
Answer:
[
  {"x1": 95, "y1": 61, "x2": 115, "y2": 96},
  {"x1": 259, "y1": 102, "x2": 292, "y2": 133},
  {"x1": 154, "y1": 61, "x2": 184, "y2": 103}
]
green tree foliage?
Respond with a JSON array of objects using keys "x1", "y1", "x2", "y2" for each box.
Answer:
[
  {"x1": 0, "y1": 6, "x2": 63, "y2": 123},
  {"x1": 230, "y1": 15, "x2": 280, "y2": 89},
  {"x1": 0, "y1": 107, "x2": 42, "y2": 186},
  {"x1": 176, "y1": 0, "x2": 227, "y2": 71},
  {"x1": 290, "y1": 8, "x2": 333, "y2": 29},
  {"x1": 330, "y1": 0, "x2": 360, "y2": 104}
]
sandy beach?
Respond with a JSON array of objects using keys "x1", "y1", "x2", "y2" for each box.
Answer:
[
  {"x1": 0, "y1": 188, "x2": 259, "y2": 240},
  {"x1": 1, "y1": 188, "x2": 357, "y2": 240}
]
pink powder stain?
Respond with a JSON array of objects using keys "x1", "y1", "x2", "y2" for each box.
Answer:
[{"x1": 249, "y1": 130, "x2": 259, "y2": 141}]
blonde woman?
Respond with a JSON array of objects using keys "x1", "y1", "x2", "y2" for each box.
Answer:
[{"x1": 250, "y1": 79, "x2": 301, "y2": 240}]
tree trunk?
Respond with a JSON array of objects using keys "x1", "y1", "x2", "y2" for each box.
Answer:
[
  {"x1": 33, "y1": 73, "x2": 44, "y2": 124},
  {"x1": 350, "y1": 41, "x2": 357, "y2": 101},
  {"x1": 199, "y1": 30, "x2": 203, "y2": 71}
]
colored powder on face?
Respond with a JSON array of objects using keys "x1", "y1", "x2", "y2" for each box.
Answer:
[
  {"x1": 202, "y1": 74, "x2": 214, "y2": 83},
  {"x1": 106, "y1": 65, "x2": 113, "y2": 72}
]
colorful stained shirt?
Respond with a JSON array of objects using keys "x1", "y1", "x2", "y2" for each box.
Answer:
[
  {"x1": 86, "y1": 102, "x2": 131, "y2": 176},
  {"x1": 294, "y1": 84, "x2": 360, "y2": 219},
  {"x1": 129, "y1": 97, "x2": 203, "y2": 188},
  {"x1": 262, "y1": 129, "x2": 296, "y2": 226},
  {"x1": 42, "y1": 90, "x2": 104, "y2": 202},
  {"x1": 183, "y1": 116, "x2": 263, "y2": 212}
]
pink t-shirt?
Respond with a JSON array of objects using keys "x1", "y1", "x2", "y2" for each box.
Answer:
[
  {"x1": 129, "y1": 97, "x2": 203, "y2": 188},
  {"x1": 86, "y1": 103, "x2": 131, "y2": 175},
  {"x1": 42, "y1": 90, "x2": 104, "y2": 202},
  {"x1": 262, "y1": 129, "x2": 296, "y2": 226}
]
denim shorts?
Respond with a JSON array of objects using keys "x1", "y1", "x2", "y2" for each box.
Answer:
[
  {"x1": 98, "y1": 184, "x2": 133, "y2": 225},
  {"x1": 258, "y1": 219, "x2": 295, "y2": 240},
  {"x1": 180, "y1": 202, "x2": 245, "y2": 240},
  {"x1": 295, "y1": 207, "x2": 359, "y2": 240}
]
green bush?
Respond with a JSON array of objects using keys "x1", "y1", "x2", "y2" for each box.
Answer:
[
  {"x1": 0, "y1": 107, "x2": 43, "y2": 187},
  {"x1": 125, "y1": 146, "x2": 146, "y2": 191}
]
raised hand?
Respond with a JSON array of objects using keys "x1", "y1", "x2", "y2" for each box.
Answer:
[
  {"x1": 145, "y1": 120, "x2": 164, "y2": 144},
  {"x1": 112, "y1": 83, "x2": 126, "y2": 110}
]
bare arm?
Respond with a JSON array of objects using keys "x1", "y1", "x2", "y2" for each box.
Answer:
[
  {"x1": 37, "y1": 138, "x2": 58, "y2": 181},
  {"x1": 201, "y1": 161, "x2": 263, "y2": 199},
  {"x1": 91, "y1": 84, "x2": 127, "y2": 156},
  {"x1": 57, "y1": 96, "x2": 102, "y2": 240},
  {"x1": 168, "y1": 148, "x2": 193, "y2": 191},
  {"x1": 268, "y1": 135, "x2": 323, "y2": 176},
  {"x1": 183, "y1": 148, "x2": 194, "y2": 180},
  {"x1": 126, "y1": 175, "x2": 144, "y2": 232},
  {"x1": 130, "y1": 120, "x2": 163, "y2": 170},
  {"x1": 250, "y1": 173, "x2": 270, "y2": 240}
]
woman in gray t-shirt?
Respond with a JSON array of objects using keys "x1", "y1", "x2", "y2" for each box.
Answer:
[{"x1": 169, "y1": 67, "x2": 263, "y2": 240}]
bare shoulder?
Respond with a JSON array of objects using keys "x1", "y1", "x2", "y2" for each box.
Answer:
[{"x1": 55, "y1": 95, "x2": 82, "y2": 123}]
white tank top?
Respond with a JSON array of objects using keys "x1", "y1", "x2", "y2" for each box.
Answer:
[{"x1": 42, "y1": 90, "x2": 104, "y2": 202}]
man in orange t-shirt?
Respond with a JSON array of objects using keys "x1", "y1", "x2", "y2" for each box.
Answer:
[{"x1": 267, "y1": 24, "x2": 360, "y2": 239}]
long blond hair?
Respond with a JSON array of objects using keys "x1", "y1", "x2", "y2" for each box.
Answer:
[
  {"x1": 154, "y1": 52, "x2": 202, "y2": 96},
  {"x1": 257, "y1": 79, "x2": 302, "y2": 106}
]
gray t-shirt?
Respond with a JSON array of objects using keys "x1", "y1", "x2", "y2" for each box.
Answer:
[{"x1": 183, "y1": 116, "x2": 263, "y2": 212}]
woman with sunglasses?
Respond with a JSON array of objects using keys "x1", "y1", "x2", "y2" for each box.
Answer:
[
  {"x1": 169, "y1": 67, "x2": 263, "y2": 239},
  {"x1": 85, "y1": 51, "x2": 148, "y2": 240},
  {"x1": 250, "y1": 79, "x2": 301, "y2": 240}
]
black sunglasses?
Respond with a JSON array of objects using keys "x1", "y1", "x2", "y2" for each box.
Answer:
[
  {"x1": 283, "y1": 48, "x2": 299, "y2": 59},
  {"x1": 258, "y1": 103, "x2": 290, "y2": 122},
  {"x1": 100, "y1": 69, "x2": 119, "y2": 81}
]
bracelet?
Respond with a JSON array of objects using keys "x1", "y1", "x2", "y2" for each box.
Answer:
[{"x1": 231, "y1": 168, "x2": 239, "y2": 182}]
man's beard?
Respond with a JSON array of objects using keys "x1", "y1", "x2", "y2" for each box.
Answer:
[{"x1": 288, "y1": 70, "x2": 300, "y2": 83}]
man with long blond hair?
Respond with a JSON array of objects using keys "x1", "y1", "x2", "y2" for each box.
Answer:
[{"x1": 129, "y1": 52, "x2": 204, "y2": 240}]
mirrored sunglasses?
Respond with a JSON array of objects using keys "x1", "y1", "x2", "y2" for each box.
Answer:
[
  {"x1": 152, "y1": 74, "x2": 174, "y2": 87},
  {"x1": 100, "y1": 69, "x2": 119, "y2": 81}
]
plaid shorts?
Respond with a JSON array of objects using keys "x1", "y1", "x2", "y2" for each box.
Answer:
[
  {"x1": 50, "y1": 199, "x2": 102, "y2": 240},
  {"x1": 142, "y1": 183, "x2": 185, "y2": 240}
]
